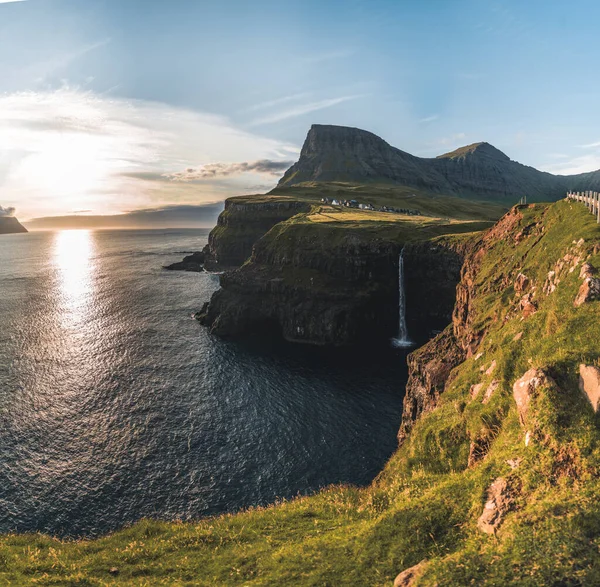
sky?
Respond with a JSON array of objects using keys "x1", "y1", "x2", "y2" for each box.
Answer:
[{"x1": 1, "y1": 0, "x2": 600, "y2": 224}]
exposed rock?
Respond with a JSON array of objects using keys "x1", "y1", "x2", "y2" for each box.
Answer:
[
  {"x1": 482, "y1": 380, "x2": 500, "y2": 404},
  {"x1": 393, "y1": 561, "x2": 426, "y2": 587},
  {"x1": 477, "y1": 477, "x2": 515, "y2": 534},
  {"x1": 470, "y1": 383, "x2": 484, "y2": 400},
  {"x1": 513, "y1": 331, "x2": 523, "y2": 341},
  {"x1": 514, "y1": 273, "x2": 530, "y2": 293},
  {"x1": 580, "y1": 263, "x2": 596, "y2": 279},
  {"x1": 579, "y1": 364, "x2": 600, "y2": 412},
  {"x1": 164, "y1": 251, "x2": 205, "y2": 272},
  {"x1": 519, "y1": 293, "x2": 538, "y2": 317},
  {"x1": 484, "y1": 360, "x2": 497, "y2": 376},
  {"x1": 513, "y1": 368, "x2": 556, "y2": 427},
  {"x1": 398, "y1": 325, "x2": 465, "y2": 444},
  {"x1": 574, "y1": 263, "x2": 600, "y2": 307}
]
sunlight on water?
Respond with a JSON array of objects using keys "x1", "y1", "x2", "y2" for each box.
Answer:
[{"x1": 53, "y1": 230, "x2": 95, "y2": 325}]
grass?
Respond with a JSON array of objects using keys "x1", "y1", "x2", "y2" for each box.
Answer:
[{"x1": 1, "y1": 200, "x2": 599, "y2": 585}]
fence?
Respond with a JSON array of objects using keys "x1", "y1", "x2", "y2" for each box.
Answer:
[{"x1": 566, "y1": 191, "x2": 600, "y2": 223}]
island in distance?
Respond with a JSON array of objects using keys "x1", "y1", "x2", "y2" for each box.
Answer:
[{"x1": 0, "y1": 214, "x2": 27, "y2": 235}]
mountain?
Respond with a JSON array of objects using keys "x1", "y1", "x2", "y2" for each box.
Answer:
[
  {"x1": 278, "y1": 125, "x2": 600, "y2": 203},
  {"x1": 0, "y1": 216, "x2": 28, "y2": 235}
]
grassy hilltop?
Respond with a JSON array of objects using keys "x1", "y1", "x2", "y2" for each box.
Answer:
[{"x1": 1, "y1": 199, "x2": 599, "y2": 586}]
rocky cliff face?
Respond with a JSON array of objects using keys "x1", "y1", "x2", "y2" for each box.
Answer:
[
  {"x1": 0, "y1": 216, "x2": 27, "y2": 235},
  {"x1": 278, "y1": 125, "x2": 600, "y2": 203},
  {"x1": 199, "y1": 223, "x2": 403, "y2": 346},
  {"x1": 198, "y1": 211, "x2": 468, "y2": 347},
  {"x1": 202, "y1": 197, "x2": 311, "y2": 270}
]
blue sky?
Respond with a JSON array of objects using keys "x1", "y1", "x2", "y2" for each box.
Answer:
[{"x1": 1, "y1": 0, "x2": 599, "y2": 220}]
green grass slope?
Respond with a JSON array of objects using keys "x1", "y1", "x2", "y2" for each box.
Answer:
[{"x1": 1, "y1": 200, "x2": 599, "y2": 586}]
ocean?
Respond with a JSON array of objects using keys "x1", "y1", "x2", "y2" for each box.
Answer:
[{"x1": 0, "y1": 229, "x2": 406, "y2": 537}]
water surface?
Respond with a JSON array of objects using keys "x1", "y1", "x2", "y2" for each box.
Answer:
[{"x1": 0, "y1": 229, "x2": 406, "y2": 537}]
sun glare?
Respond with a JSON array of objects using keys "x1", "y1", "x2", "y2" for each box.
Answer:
[{"x1": 53, "y1": 230, "x2": 95, "y2": 324}]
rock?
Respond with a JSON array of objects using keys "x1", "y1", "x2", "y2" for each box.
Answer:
[
  {"x1": 482, "y1": 380, "x2": 499, "y2": 404},
  {"x1": 477, "y1": 477, "x2": 514, "y2": 534},
  {"x1": 579, "y1": 364, "x2": 600, "y2": 412},
  {"x1": 393, "y1": 561, "x2": 426, "y2": 587},
  {"x1": 574, "y1": 264, "x2": 600, "y2": 307},
  {"x1": 512, "y1": 368, "x2": 556, "y2": 427},
  {"x1": 519, "y1": 293, "x2": 538, "y2": 317},
  {"x1": 109, "y1": 567, "x2": 119, "y2": 576},
  {"x1": 506, "y1": 458, "x2": 522, "y2": 469},
  {"x1": 398, "y1": 326, "x2": 466, "y2": 444},
  {"x1": 484, "y1": 359, "x2": 497, "y2": 376},
  {"x1": 580, "y1": 263, "x2": 597, "y2": 279},
  {"x1": 514, "y1": 273, "x2": 530, "y2": 293},
  {"x1": 470, "y1": 383, "x2": 483, "y2": 400},
  {"x1": 164, "y1": 251, "x2": 205, "y2": 272},
  {"x1": 513, "y1": 331, "x2": 523, "y2": 341}
]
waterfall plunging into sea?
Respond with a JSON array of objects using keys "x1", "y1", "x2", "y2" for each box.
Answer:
[{"x1": 391, "y1": 247, "x2": 413, "y2": 348}]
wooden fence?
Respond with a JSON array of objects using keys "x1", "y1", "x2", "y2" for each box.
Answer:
[{"x1": 567, "y1": 191, "x2": 600, "y2": 223}]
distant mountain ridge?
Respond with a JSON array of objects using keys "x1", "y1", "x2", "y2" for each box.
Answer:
[
  {"x1": 0, "y1": 216, "x2": 27, "y2": 235},
  {"x1": 278, "y1": 125, "x2": 600, "y2": 203}
]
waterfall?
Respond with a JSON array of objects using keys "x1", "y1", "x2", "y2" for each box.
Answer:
[{"x1": 392, "y1": 247, "x2": 413, "y2": 348}]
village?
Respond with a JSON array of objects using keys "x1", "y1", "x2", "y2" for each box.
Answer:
[{"x1": 320, "y1": 197, "x2": 422, "y2": 216}]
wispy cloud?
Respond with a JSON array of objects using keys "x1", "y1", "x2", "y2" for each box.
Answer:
[
  {"x1": 166, "y1": 160, "x2": 294, "y2": 182},
  {"x1": 0, "y1": 205, "x2": 16, "y2": 216},
  {"x1": 242, "y1": 93, "x2": 313, "y2": 113},
  {"x1": 419, "y1": 115, "x2": 439, "y2": 124},
  {"x1": 0, "y1": 0, "x2": 26, "y2": 4},
  {"x1": 247, "y1": 95, "x2": 365, "y2": 127},
  {"x1": 580, "y1": 141, "x2": 600, "y2": 149}
]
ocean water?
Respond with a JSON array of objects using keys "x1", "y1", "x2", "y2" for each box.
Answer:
[{"x1": 0, "y1": 229, "x2": 406, "y2": 537}]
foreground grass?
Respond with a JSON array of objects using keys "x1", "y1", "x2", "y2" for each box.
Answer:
[{"x1": 1, "y1": 200, "x2": 599, "y2": 586}]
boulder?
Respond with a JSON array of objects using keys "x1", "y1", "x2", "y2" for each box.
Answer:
[
  {"x1": 477, "y1": 477, "x2": 514, "y2": 534},
  {"x1": 393, "y1": 561, "x2": 426, "y2": 587},
  {"x1": 574, "y1": 275, "x2": 600, "y2": 307},
  {"x1": 469, "y1": 382, "x2": 483, "y2": 400},
  {"x1": 512, "y1": 368, "x2": 554, "y2": 427},
  {"x1": 579, "y1": 364, "x2": 600, "y2": 413}
]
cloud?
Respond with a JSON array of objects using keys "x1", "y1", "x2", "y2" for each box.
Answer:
[
  {"x1": 0, "y1": 205, "x2": 15, "y2": 216},
  {"x1": 0, "y1": 1, "x2": 26, "y2": 4},
  {"x1": 433, "y1": 133, "x2": 467, "y2": 147},
  {"x1": 419, "y1": 115, "x2": 439, "y2": 124},
  {"x1": 166, "y1": 159, "x2": 294, "y2": 182},
  {"x1": 0, "y1": 88, "x2": 299, "y2": 219},
  {"x1": 580, "y1": 141, "x2": 600, "y2": 149},
  {"x1": 247, "y1": 95, "x2": 365, "y2": 126},
  {"x1": 541, "y1": 153, "x2": 600, "y2": 176},
  {"x1": 242, "y1": 93, "x2": 313, "y2": 113}
]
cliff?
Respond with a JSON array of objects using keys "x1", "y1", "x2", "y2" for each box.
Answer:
[
  {"x1": 11, "y1": 199, "x2": 600, "y2": 585},
  {"x1": 197, "y1": 202, "x2": 486, "y2": 346},
  {"x1": 202, "y1": 196, "x2": 311, "y2": 270},
  {"x1": 278, "y1": 124, "x2": 600, "y2": 203},
  {"x1": 0, "y1": 216, "x2": 27, "y2": 235}
]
